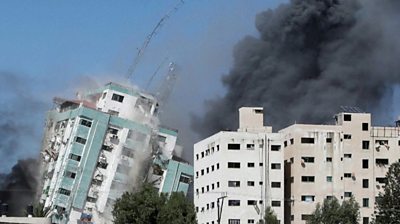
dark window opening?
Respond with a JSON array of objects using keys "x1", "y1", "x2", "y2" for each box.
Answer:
[
  {"x1": 301, "y1": 176, "x2": 315, "y2": 182},
  {"x1": 362, "y1": 141, "x2": 370, "y2": 150},
  {"x1": 344, "y1": 134, "x2": 352, "y2": 139},
  {"x1": 301, "y1": 157, "x2": 315, "y2": 163},
  {"x1": 362, "y1": 159, "x2": 369, "y2": 169},
  {"x1": 271, "y1": 145, "x2": 281, "y2": 151},
  {"x1": 111, "y1": 93, "x2": 124, "y2": 102},
  {"x1": 69, "y1": 153, "x2": 81, "y2": 162},
  {"x1": 228, "y1": 143, "x2": 240, "y2": 150},
  {"x1": 228, "y1": 200, "x2": 240, "y2": 206},
  {"x1": 271, "y1": 182, "x2": 281, "y2": 188},
  {"x1": 75, "y1": 137, "x2": 87, "y2": 145},
  {"x1": 228, "y1": 162, "x2": 240, "y2": 168},
  {"x1": 271, "y1": 201, "x2": 281, "y2": 207},
  {"x1": 271, "y1": 163, "x2": 281, "y2": 169},
  {"x1": 362, "y1": 179, "x2": 369, "y2": 188},
  {"x1": 362, "y1": 123, "x2": 369, "y2": 131},
  {"x1": 301, "y1": 138, "x2": 315, "y2": 144},
  {"x1": 228, "y1": 181, "x2": 240, "y2": 187},
  {"x1": 80, "y1": 119, "x2": 92, "y2": 128},
  {"x1": 326, "y1": 138, "x2": 332, "y2": 143},
  {"x1": 344, "y1": 114, "x2": 352, "y2": 121}
]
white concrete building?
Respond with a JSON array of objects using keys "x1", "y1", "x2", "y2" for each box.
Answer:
[
  {"x1": 194, "y1": 107, "x2": 284, "y2": 224},
  {"x1": 38, "y1": 82, "x2": 187, "y2": 224},
  {"x1": 281, "y1": 108, "x2": 400, "y2": 224}
]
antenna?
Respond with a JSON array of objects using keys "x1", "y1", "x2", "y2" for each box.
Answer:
[
  {"x1": 126, "y1": 0, "x2": 185, "y2": 81},
  {"x1": 155, "y1": 62, "x2": 178, "y2": 108},
  {"x1": 145, "y1": 57, "x2": 169, "y2": 90}
]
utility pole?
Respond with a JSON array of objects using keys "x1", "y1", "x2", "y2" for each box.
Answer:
[{"x1": 217, "y1": 195, "x2": 227, "y2": 224}]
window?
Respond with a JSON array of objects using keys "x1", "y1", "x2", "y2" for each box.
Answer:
[
  {"x1": 363, "y1": 179, "x2": 369, "y2": 188},
  {"x1": 344, "y1": 154, "x2": 352, "y2": 158},
  {"x1": 201, "y1": 170, "x2": 204, "y2": 175},
  {"x1": 326, "y1": 138, "x2": 332, "y2": 143},
  {"x1": 362, "y1": 159, "x2": 369, "y2": 169},
  {"x1": 228, "y1": 219, "x2": 240, "y2": 224},
  {"x1": 75, "y1": 137, "x2": 87, "y2": 144},
  {"x1": 302, "y1": 157, "x2": 315, "y2": 163},
  {"x1": 376, "y1": 177, "x2": 387, "y2": 184},
  {"x1": 247, "y1": 181, "x2": 255, "y2": 186},
  {"x1": 301, "y1": 138, "x2": 315, "y2": 144},
  {"x1": 344, "y1": 173, "x2": 352, "y2": 178},
  {"x1": 344, "y1": 114, "x2": 352, "y2": 121},
  {"x1": 211, "y1": 202, "x2": 215, "y2": 209},
  {"x1": 206, "y1": 185, "x2": 209, "y2": 192},
  {"x1": 211, "y1": 165, "x2": 215, "y2": 171},
  {"x1": 206, "y1": 167, "x2": 209, "y2": 173},
  {"x1": 246, "y1": 144, "x2": 255, "y2": 150},
  {"x1": 121, "y1": 147, "x2": 134, "y2": 158},
  {"x1": 326, "y1": 176, "x2": 332, "y2": 182},
  {"x1": 69, "y1": 153, "x2": 81, "y2": 162},
  {"x1": 158, "y1": 135, "x2": 167, "y2": 143},
  {"x1": 58, "y1": 188, "x2": 71, "y2": 196},
  {"x1": 228, "y1": 162, "x2": 240, "y2": 168},
  {"x1": 201, "y1": 152, "x2": 204, "y2": 158},
  {"x1": 101, "y1": 144, "x2": 113, "y2": 152},
  {"x1": 228, "y1": 143, "x2": 240, "y2": 150},
  {"x1": 211, "y1": 183, "x2": 215, "y2": 190},
  {"x1": 302, "y1": 176, "x2": 315, "y2": 182},
  {"x1": 247, "y1": 162, "x2": 255, "y2": 168},
  {"x1": 376, "y1": 140, "x2": 388, "y2": 145},
  {"x1": 228, "y1": 200, "x2": 240, "y2": 206},
  {"x1": 301, "y1": 195, "x2": 315, "y2": 202},
  {"x1": 216, "y1": 163, "x2": 220, "y2": 169},
  {"x1": 196, "y1": 154, "x2": 199, "y2": 160},
  {"x1": 97, "y1": 162, "x2": 108, "y2": 169},
  {"x1": 259, "y1": 181, "x2": 263, "y2": 185},
  {"x1": 271, "y1": 145, "x2": 281, "y2": 151},
  {"x1": 247, "y1": 200, "x2": 257, "y2": 205},
  {"x1": 376, "y1": 158, "x2": 389, "y2": 166},
  {"x1": 326, "y1": 157, "x2": 332, "y2": 162},
  {"x1": 271, "y1": 201, "x2": 281, "y2": 207},
  {"x1": 363, "y1": 198, "x2": 369, "y2": 207},
  {"x1": 362, "y1": 141, "x2": 370, "y2": 150},
  {"x1": 248, "y1": 220, "x2": 255, "y2": 224},
  {"x1": 326, "y1": 195, "x2": 333, "y2": 200},
  {"x1": 344, "y1": 192, "x2": 352, "y2": 197},
  {"x1": 290, "y1": 138, "x2": 294, "y2": 144},
  {"x1": 228, "y1": 181, "x2": 240, "y2": 187},
  {"x1": 111, "y1": 93, "x2": 124, "y2": 102},
  {"x1": 201, "y1": 187, "x2": 204, "y2": 193},
  {"x1": 284, "y1": 141, "x2": 287, "y2": 147},
  {"x1": 259, "y1": 162, "x2": 263, "y2": 167},
  {"x1": 362, "y1": 123, "x2": 369, "y2": 131},
  {"x1": 271, "y1": 163, "x2": 281, "y2": 169},
  {"x1": 64, "y1": 171, "x2": 76, "y2": 179},
  {"x1": 363, "y1": 217, "x2": 369, "y2": 224},
  {"x1": 80, "y1": 119, "x2": 92, "y2": 128},
  {"x1": 217, "y1": 182, "x2": 220, "y2": 188},
  {"x1": 344, "y1": 134, "x2": 352, "y2": 139},
  {"x1": 271, "y1": 182, "x2": 281, "y2": 188},
  {"x1": 179, "y1": 174, "x2": 191, "y2": 183},
  {"x1": 87, "y1": 196, "x2": 97, "y2": 203}
]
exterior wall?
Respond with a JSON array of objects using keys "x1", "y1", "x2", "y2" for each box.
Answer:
[
  {"x1": 281, "y1": 112, "x2": 400, "y2": 224},
  {"x1": 160, "y1": 160, "x2": 193, "y2": 195},
  {"x1": 39, "y1": 82, "x2": 184, "y2": 224},
  {"x1": 194, "y1": 131, "x2": 284, "y2": 224}
]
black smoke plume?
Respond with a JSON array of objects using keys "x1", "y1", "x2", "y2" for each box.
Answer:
[
  {"x1": 0, "y1": 159, "x2": 40, "y2": 216},
  {"x1": 0, "y1": 72, "x2": 47, "y2": 215},
  {"x1": 194, "y1": 0, "x2": 400, "y2": 136}
]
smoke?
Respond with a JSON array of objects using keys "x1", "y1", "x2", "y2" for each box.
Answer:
[
  {"x1": 0, "y1": 159, "x2": 40, "y2": 216},
  {"x1": 193, "y1": 0, "x2": 400, "y2": 136}
]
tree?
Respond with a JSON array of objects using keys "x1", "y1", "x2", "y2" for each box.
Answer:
[
  {"x1": 157, "y1": 192, "x2": 196, "y2": 224},
  {"x1": 263, "y1": 206, "x2": 279, "y2": 224},
  {"x1": 374, "y1": 161, "x2": 400, "y2": 223},
  {"x1": 112, "y1": 183, "x2": 165, "y2": 224},
  {"x1": 113, "y1": 183, "x2": 197, "y2": 224},
  {"x1": 308, "y1": 197, "x2": 360, "y2": 224}
]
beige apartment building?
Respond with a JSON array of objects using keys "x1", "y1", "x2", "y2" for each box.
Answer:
[{"x1": 281, "y1": 109, "x2": 400, "y2": 224}]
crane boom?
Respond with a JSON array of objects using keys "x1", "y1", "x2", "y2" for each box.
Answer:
[{"x1": 126, "y1": 0, "x2": 185, "y2": 80}]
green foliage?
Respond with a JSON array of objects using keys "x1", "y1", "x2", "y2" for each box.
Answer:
[
  {"x1": 264, "y1": 206, "x2": 279, "y2": 224},
  {"x1": 307, "y1": 197, "x2": 360, "y2": 224},
  {"x1": 374, "y1": 162, "x2": 400, "y2": 223},
  {"x1": 157, "y1": 192, "x2": 197, "y2": 224},
  {"x1": 113, "y1": 183, "x2": 197, "y2": 224}
]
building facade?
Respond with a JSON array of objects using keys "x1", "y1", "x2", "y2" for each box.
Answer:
[
  {"x1": 281, "y1": 110, "x2": 400, "y2": 224},
  {"x1": 194, "y1": 108, "x2": 284, "y2": 224},
  {"x1": 38, "y1": 82, "x2": 192, "y2": 224}
]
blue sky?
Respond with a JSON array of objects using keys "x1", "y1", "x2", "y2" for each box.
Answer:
[{"x1": 0, "y1": 0, "x2": 286, "y2": 172}]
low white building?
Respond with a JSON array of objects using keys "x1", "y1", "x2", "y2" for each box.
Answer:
[{"x1": 194, "y1": 107, "x2": 284, "y2": 224}]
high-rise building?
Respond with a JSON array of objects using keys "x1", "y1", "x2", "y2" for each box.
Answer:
[
  {"x1": 38, "y1": 82, "x2": 192, "y2": 224},
  {"x1": 194, "y1": 107, "x2": 284, "y2": 224},
  {"x1": 281, "y1": 109, "x2": 400, "y2": 224}
]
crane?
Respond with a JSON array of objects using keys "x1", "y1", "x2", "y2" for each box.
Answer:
[{"x1": 126, "y1": 0, "x2": 185, "y2": 81}]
